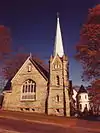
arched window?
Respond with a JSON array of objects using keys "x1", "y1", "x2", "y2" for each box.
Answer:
[
  {"x1": 54, "y1": 63, "x2": 61, "y2": 69},
  {"x1": 54, "y1": 64, "x2": 57, "y2": 69},
  {"x1": 80, "y1": 104, "x2": 82, "y2": 110},
  {"x1": 78, "y1": 95, "x2": 81, "y2": 100},
  {"x1": 56, "y1": 95, "x2": 59, "y2": 102},
  {"x1": 85, "y1": 104, "x2": 87, "y2": 108},
  {"x1": 57, "y1": 75, "x2": 60, "y2": 85},
  {"x1": 21, "y1": 79, "x2": 36, "y2": 101}
]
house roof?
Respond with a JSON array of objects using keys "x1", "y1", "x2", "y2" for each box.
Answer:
[{"x1": 77, "y1": 85, "x2": 87, "y2": 95}]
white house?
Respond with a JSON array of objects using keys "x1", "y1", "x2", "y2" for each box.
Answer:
[{"x1": 77, "y1": 85, "x2": 90, "y2": 112}]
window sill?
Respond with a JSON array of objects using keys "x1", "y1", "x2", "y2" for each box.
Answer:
[{"x1": 20, "y1": 99, "x2": 36, "y2": 102}]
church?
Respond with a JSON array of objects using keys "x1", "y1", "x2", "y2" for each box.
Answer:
[{"x1": 2, "y1": 15, "x2": 71, "y2": 117}]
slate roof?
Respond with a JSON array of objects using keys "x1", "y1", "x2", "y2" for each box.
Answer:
[
  {"x1": 3, "y1": 79, "x2": 12, "y2": 91},
  {"x1": 77, "y1": 85, "x2": 87, "y2": 95},
  {"x1": 30, "y1": 57, "x2": 49, "y2": 80}
]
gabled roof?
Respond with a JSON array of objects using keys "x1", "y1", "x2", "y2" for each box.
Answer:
[
  {"x1": 3, "y1": 55, "x2": 49, "y2": 91},
  {"x1": 29, "y1": 57, "x2": 49, "y2": 81},
  {"x1": 77, "y1": 85, "x2": 87, "y2": 95}
]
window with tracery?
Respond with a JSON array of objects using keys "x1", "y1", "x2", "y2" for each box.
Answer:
[
  {"x1": 21, "y1": 79, "x2": 36, "y2": 101},
  {"x1": 54, "y1": 63, "x2": 61, "y2": 69}
]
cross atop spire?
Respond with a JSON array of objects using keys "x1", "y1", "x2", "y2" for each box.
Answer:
[
  {"x1": 53, "y1": 13, "x2": 64, "y2": 57},
  {"x1": 57, "y1": 12, "x2": 60, "y2": 18},
  {"x1": 29, "y1": 52, "x2": 32, "y2": 59}
]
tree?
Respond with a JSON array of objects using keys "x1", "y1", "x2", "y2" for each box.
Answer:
[
  {"x1": 2, "y1": 53, "x2": 27, "y2": 79},
  {"x1": 75, "y1": 4, "x2": 100, "y2": 82},
  {"x1": 0, "y1": 25, "x2": 12, "y2": 62},
  {"x1": 92, "y1": 79, "x2": 100, "y2": 94},
  {"x1": 0, "y1": 25, "x2": 12, "y2": 89}
]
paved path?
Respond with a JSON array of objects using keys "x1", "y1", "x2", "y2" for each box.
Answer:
[
  {"x1": 0, "y1": 110, "x2": 100, "y2": 133},
  {"x1": 0, "y1": 117, "x2": 100, "y2": 133}
]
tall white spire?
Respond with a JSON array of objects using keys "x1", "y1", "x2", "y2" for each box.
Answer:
[{"x1": 54, "y1": 13, "x2": 64, "y2": 57}]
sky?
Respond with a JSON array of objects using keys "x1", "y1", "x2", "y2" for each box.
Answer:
[{"x1": 0, "y1": 0, "x2": 99, "y2": 86}]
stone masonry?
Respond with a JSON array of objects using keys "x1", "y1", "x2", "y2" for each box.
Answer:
[
  {"x1": 3, "y1": 58, "x2": 48, "y2": 113},
  {"x1": 48, "y1": 55, "x2": 70, "y2": 116}
]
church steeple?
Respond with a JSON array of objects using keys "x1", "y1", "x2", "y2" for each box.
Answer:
[
  {"x1": 48, "y1": 14, "x2": 70, "y2": 117},
  {"x1": 54, "y1": 13, "x2": 64, "y2": 57}
]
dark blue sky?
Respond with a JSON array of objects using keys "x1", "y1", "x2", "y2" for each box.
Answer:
[{"x1": 0, "y1": 0, "x2": 99, "y2": 85}]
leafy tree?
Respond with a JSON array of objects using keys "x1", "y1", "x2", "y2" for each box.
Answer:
[
  {"x1": 0, "y1": 25, "x2": 12, "y2": 62},
  {"x1": 0, "y1": 25, "x2": 12, "y2": 88},
  {"x1": 92, "y1": 79, "x2": 100, "y2": 94},
  {"x1": 75, "y1": 4, "x2": 100, "y2": 83},
  {"x1": 2, "y1": 53, "x2": 27, "y2": 79}
]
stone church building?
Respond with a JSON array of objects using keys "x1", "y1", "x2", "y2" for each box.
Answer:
[{"x1": 2, "y1": 16, "x2": 71, "y2": 117}]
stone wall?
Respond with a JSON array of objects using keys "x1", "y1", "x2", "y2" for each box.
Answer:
[
  {"x1": 2, "y1": 58, "x2": 48, "y2": 114},
  {"x1": 48, "y1": 55, "x2": 70, "y2": 116}
]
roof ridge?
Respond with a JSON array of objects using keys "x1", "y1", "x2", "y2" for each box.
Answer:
[{"x1": 29, "y1": 58, "x2": 49, "y2": 81}]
